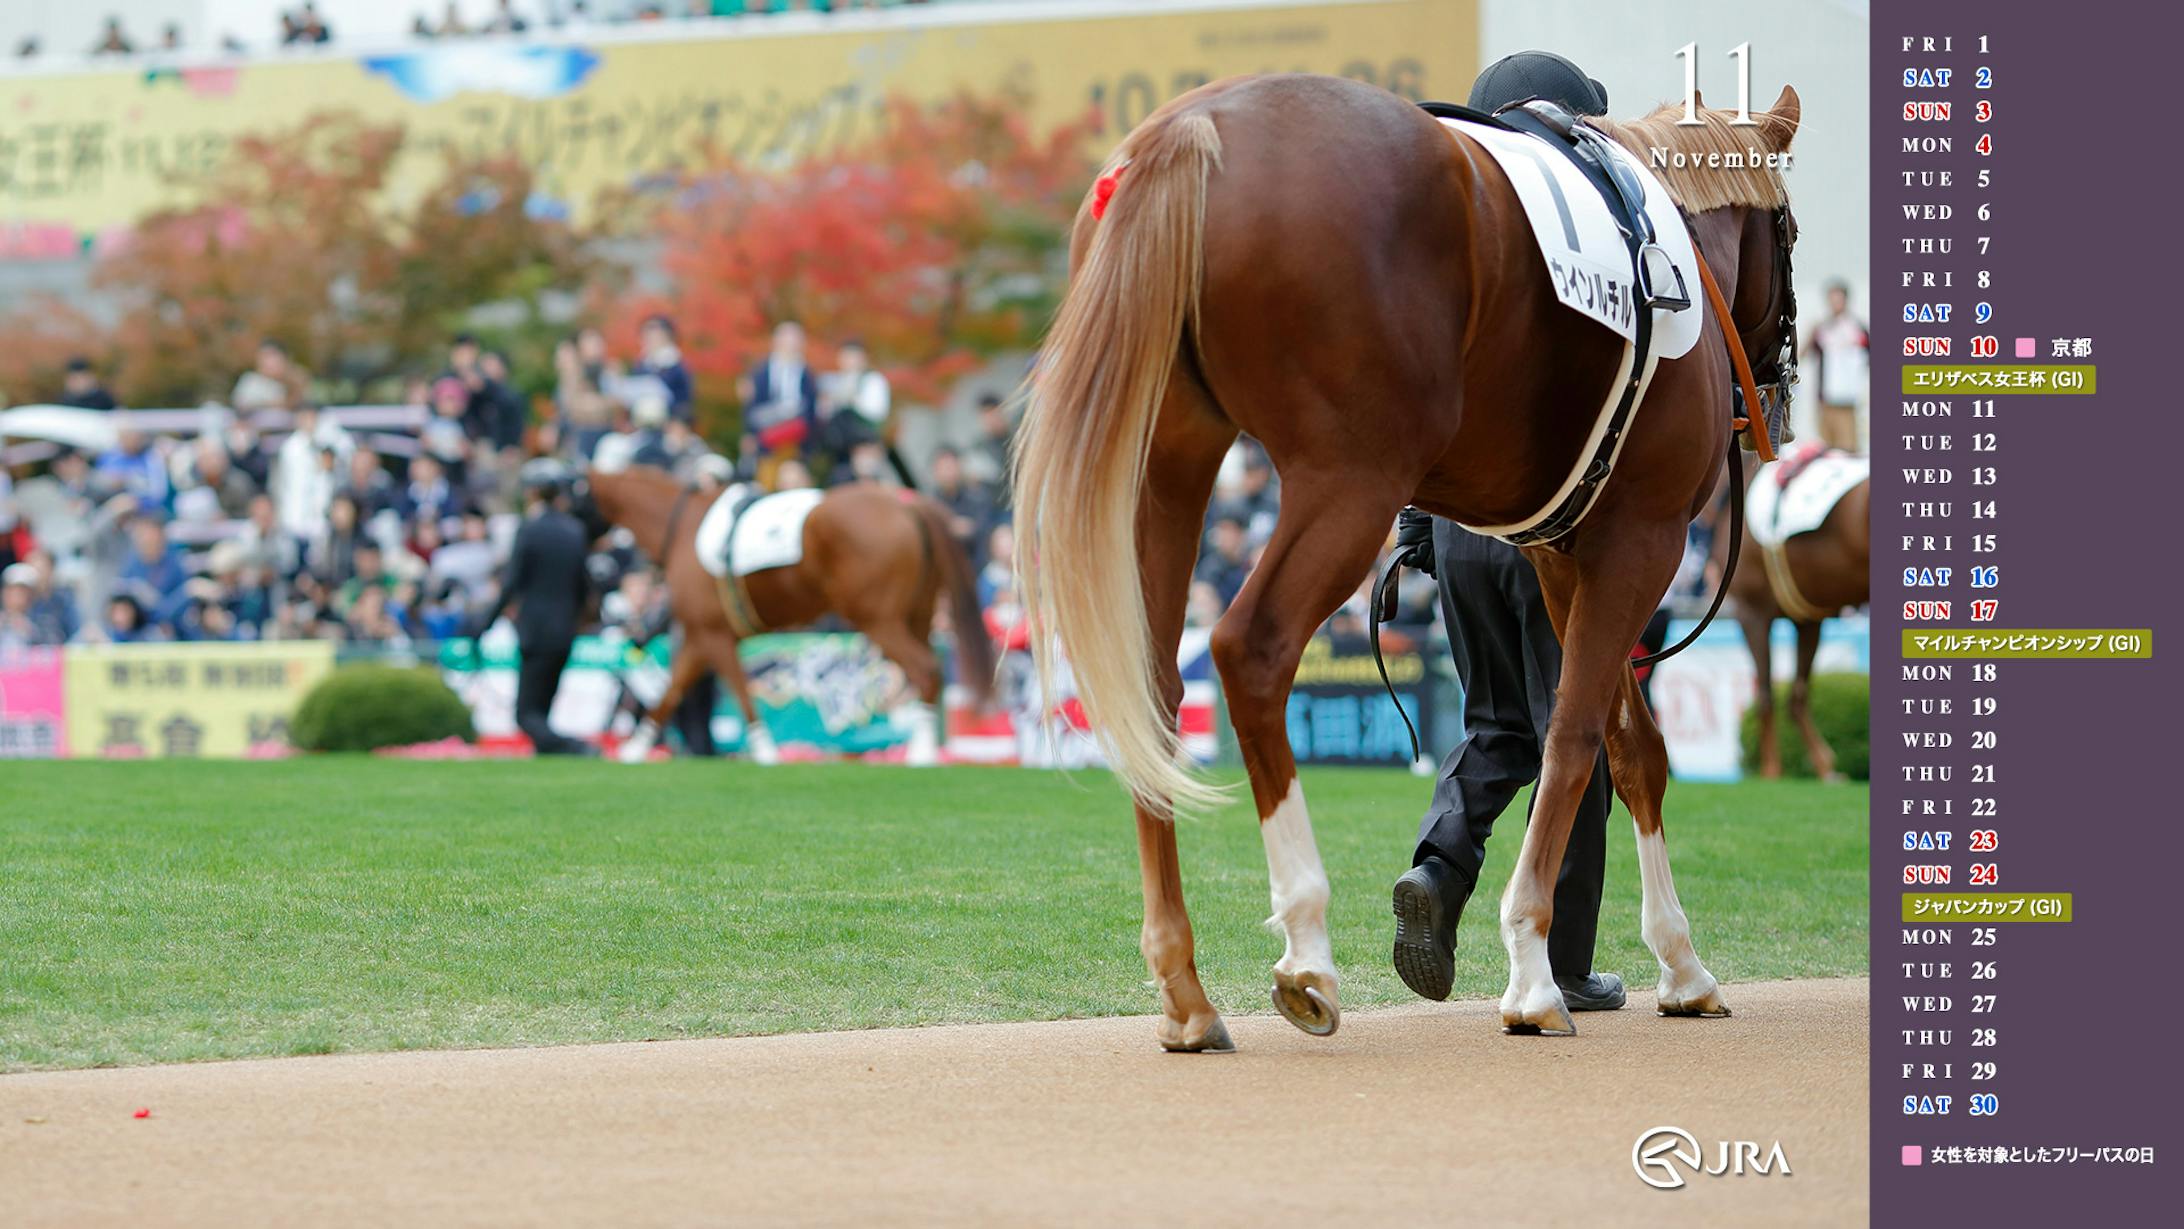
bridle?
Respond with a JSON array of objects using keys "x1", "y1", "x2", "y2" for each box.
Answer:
[
  {"x1": 1742, "y1": 204, "x2": 1801, "y2": 449},
  {"x1": 1627, "y1": 201, "x2": 1798, "y2": 671}
]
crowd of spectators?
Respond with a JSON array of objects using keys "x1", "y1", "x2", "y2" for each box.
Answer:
[
  {"x1": 1, "y1": 306, "x2": 1735, "y2": 675},
  {"x1": 0, "y1": 314, "x2": 1041, "y2": 659},
  {"x1": 17, "y1": 1, "x2": 937, "y2": 62}
]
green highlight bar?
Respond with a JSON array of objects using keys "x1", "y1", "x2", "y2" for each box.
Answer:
[
  {"x1": 1901, "y1": 629, "x2": 2151, "y2": 659},
  {"x1": 1902, "y1": 893, "x2": 2072, "y2": 923},
  {"x1": 1899, "y1": 365, "x2": 2095, "y2": 393}
]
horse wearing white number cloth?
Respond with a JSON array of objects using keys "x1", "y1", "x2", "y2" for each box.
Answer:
[{"x1": 1012, "y1": 73, "x2": 1800, "y2": 1048}]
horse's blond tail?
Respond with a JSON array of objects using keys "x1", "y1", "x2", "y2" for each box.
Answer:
[{"x1": 1012, "y1": 109, "x2": 1226, "y2": 819}]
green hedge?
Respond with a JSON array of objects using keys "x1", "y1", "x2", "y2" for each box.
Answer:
[
  {"x1": 292, "y1": 664, "x2": 475, "y2": 753},
  {"x1": 1738, "y1": 672, "x2": 1870, "y2": 781}
]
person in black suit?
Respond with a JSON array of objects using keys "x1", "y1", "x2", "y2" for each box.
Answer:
[
  {"x1": 474, "y1": 459, "x2": 595, "y2": 757},
  {"x1": 1387, "y1": 50, "x2": 1624, "y2": 1013}
]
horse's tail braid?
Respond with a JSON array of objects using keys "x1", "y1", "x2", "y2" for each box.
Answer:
[{"x1": 1011, "y1": 106, "x2": 1226, "y2": 819}]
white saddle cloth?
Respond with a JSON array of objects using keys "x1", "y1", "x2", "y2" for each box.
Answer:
[
  {"x1": 1437, "y1": 117, "x2": 1702, "y2": 360},
  {"x1": 1747, "y1": 446, "x2": 1869, "y2": 549},
  {"x1": 695, "y1": 484, "x2": 825, "y2": 579}
]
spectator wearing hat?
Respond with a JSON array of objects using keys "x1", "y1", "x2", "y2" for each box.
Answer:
[
  {"x1": 0, "y1": 563, "x2": 67, "y2": 648},
  {"x1": 59, "y1": 357, "x2": 117, "y2": 411},
  {"x1": 14, "y1": 551, "x2": 80, "y2": 643}
]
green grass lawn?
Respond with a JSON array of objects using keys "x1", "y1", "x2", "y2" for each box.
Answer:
[{"x1": 0, "y1": 761, "x2": 1866, "y2": 1071}]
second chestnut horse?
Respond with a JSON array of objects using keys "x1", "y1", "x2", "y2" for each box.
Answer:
[{"x1": 583, "y1": 467, "x2": 995, "y2": 765}]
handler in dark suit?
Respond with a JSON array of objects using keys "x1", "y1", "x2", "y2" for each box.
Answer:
[
  {"x1": 476, "y1": 459, "x2": 595, "y2": 757},
  {"x1": 1388, "y1": 50, "x2": 1626, "y2": 1012}
]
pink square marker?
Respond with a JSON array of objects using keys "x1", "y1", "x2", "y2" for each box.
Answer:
[
  {"x1": 2014, "y1": 337, "x2": 2036, "y2": 358},
  {"x1": 1902, "y1": 1145, "x2": 1923, "y2": 1166}
]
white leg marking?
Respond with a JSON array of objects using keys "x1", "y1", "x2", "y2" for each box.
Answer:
[
  {"x1": 1636, "y1": 827, "x2": 1721, "y2": 1011},
  {"x1": 1498, "y1": 884, "x2": 1567, "y2": 1030},
  {"x1": 903, "y1": 701, "x2": 941, "y2": 767},
  {"x1": 746, "y1": 723, "x2": 780, "y2": 765},
  {"x1": 617, "y1": 721, "x2": 657, "y2": 764},
  {"x1": 1260, "y1": 778, "x2": 1334, "y2": 986}
]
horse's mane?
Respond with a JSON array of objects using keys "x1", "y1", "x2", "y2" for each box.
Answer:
[{"x1": 1596, "y1": 102, "x2": 1791, "y2": 213}]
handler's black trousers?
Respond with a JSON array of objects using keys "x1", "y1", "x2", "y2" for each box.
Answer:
[
  {"x1": 516, "y1": 641, "x2": 588, "y2": 756},
  {"x1": 1415, "y1": 520, "x2": 1611, "y2": 978}
]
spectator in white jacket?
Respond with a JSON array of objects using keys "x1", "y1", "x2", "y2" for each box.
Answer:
[{"x1": 270, "y1": 403, "x2": 353, "y2": 542}]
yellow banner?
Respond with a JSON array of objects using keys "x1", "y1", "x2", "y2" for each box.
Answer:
[
  {"x1": 63, "y1": 641, "x2": 335, "y2": 759},
  {"x1": 0, "y1": 0, "x2": 1474, "y2": 244}
]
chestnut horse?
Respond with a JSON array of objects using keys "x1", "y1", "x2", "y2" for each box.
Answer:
[
  {"x1": 1012, "y1": 74, "x2": 1800, "y2": 1048},
  {"x1": 1723, "y1": 452, "x2": 1870, "y2": 780},
  {"x1": 582, "y1": 466, "x2": 996, "y2": 765}
]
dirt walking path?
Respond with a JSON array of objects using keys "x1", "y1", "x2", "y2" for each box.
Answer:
[{"x1": 2, "y1": 978, "x2": 1866, "y2": 1227}]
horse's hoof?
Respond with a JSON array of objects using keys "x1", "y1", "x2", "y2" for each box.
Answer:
[
  {"x1": 1657, "y1": 974, "x2": 1732, "y2": 1017},
  {"x1": 1502, "y1": 998, "x2": 1576, "y2": 1036},
  {"x1": 1158, "y1": 1015, "x2": 1235, "y2": 1054},
  {"x1": 1270, "y1": 976, "x2": 1340, "y2": 1037}
]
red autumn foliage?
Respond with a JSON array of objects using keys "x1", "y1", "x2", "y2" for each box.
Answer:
[
  {"x1": 608, "y1": 89, "x2": 1098, "y2": 424},
  {"x1": 0, "y1": 112, "x2": 594, "y2": 409}
]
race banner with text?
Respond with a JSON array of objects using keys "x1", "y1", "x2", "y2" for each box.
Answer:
[
  {"x1": 61, "y1": 640, "x2": 334, "y2": 758},
  {"x1": 0, "y1": 0, "x2": 1474, "y2": 254}
]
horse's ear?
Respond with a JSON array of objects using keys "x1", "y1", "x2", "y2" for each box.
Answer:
[{"x1": 1766, "y1": 85, "x2": 1801, "y2": 150}]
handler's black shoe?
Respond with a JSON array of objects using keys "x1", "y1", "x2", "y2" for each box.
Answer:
[
  {"x1": 1391, "y1": 857, "x2": 1469, "y2": 1001},
  {"x1": 1555, "y1": 971, "x2": 1627, "y2": 1011}
]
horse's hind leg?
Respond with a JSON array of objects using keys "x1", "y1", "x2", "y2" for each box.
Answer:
[
  {"x1": 1603, "y1": 665, "x2": 1730, "y2": 1017},
  {"x1": 860, "y1": 618, "x2": 943, "y2": 766},
  {"x1": 693, "y1": 628, "x2": 774, "y2": 764},
  {"x1": 618, "y1": 642, "x2": 713, "y2": 764},
  {"x1": 1210, "y1": 470, "x2": 1408, "y2": 1038},
  {"x1": 1513, "y1": 522, "x2": 1689, "y2": 1033},
  {"x1": 1739, "y1": 607, "x2": 1782, "y2": 778},
  {"x1": 1133, "y1": 379, "x2": 1234, "y2": 1051},
  {"x1": 1789, "y1": 618, "x2": 1841, "y2": 781}
]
